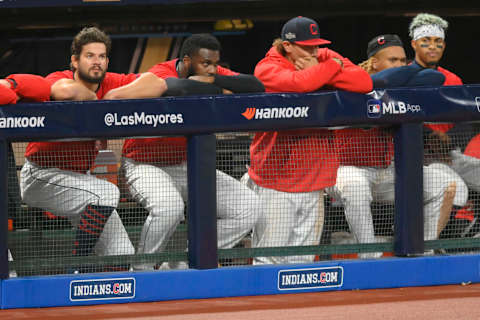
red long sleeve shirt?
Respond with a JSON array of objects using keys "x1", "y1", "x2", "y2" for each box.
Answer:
[
  {"x1": 249, "y1": 47, "x2": 373, "y2": 192},
  {"x1": 0, "y1": 74, "x2": 50, "y2": 105}
]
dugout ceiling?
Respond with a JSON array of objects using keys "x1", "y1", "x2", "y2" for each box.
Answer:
[
  {"x1": 1, "y1": 0, "x2": 480, "y2": 33},
  {"x1": 1, "y1": 0, "x2": 480, "y2": 83}
]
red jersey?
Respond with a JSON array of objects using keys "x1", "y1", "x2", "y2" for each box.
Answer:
[
  {"x1": 464, "y1": 133, "x2": 480, "y2": 159},
  {"x1": 122, "y1": 59, "x2": 238, "y2": 164},
  {"x1": 425, "y1": 66, "x2": 462, "y2": 133},
  {"x1": 0, "y1": 74, "x2": 50, "y2": 105},
  {"x1": 335, "y1": 127, "x2": 394, "y2": 168},
  {"x1": 248, "y1": 47, "x2": 373, "y2": 192},
  {"x1": 25, "y1": 71, "x2": 138, "y2": 173},
  {"x1": 342, "y1": 66, "x2": 462, "y2": 169}
]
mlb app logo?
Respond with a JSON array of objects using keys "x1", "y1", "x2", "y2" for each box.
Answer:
[{"x1": 367, "y1": 99, "x2": 382, "y2": 118}]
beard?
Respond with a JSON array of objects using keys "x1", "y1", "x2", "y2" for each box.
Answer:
[
  {"x1": 186, "y1": 64, "x2": 197, "y2": 78},
  {"x1": 77, "y1": 67, "x2": 106, "y2": 84}
]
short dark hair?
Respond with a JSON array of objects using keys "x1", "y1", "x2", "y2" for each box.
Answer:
[
  {"x1": 179, "y1": 33, "x2": 221, "y2": 59},
  {"x1": 71, "y1": 27, "x2": 111, "y2": 58}
]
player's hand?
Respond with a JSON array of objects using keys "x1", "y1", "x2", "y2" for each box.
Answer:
[
  {"x1": 332, "y1": 58, "x2": 344, "y2": 68},
  {"x1": 0, "y1": 79, "x2": 20, "y2": 102},
  {"x1": 188, "y1": 75, "x2": 215, "y2": 83},
  {"x1": 95, "y1": 140, "x2": 107, "y2": 151},
  {"x1": 0, "y1": 79, "x2": 11, "y2": 89},
  {"x1": 222, "y1": 89, "x2": 233, "y2": 94},
  {"x1": 424, "y1": 130, "x2": 453, "y2": 164},
  {"x1": 294, "y1": 56, "x2": 318, "y2": 70}
]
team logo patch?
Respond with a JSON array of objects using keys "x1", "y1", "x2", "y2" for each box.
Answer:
[
  {"x1": 278, "y1": 267, "x2": 343, "y2": 291},
  {"x1": 367, "y1": 99, "x2": 382, "y2": 118},
  {"x1": 70, "y1": 278, "x2": 135, "y2": 301},
  {"x1": 284, "y1": 32, "x2": 296, "y2": 40}
]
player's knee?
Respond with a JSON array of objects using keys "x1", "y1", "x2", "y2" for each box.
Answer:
[
  {"x1": 341, "y1": 181, "x2": 372, "y2": 202},
  {"x1": 150, "y1": 198, "x2": 185, "y2": 222},
  {"x1": 238, "y1": 188, "x2": 262, "y2": 227},
  {"x1": 98, "y1": 183, "x2": 120, "y2": 208},
  {"x1": 453, "y1": 179, "x2": 469, "y2": 207}
]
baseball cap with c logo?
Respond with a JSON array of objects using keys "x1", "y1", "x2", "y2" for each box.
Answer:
[{"x1": 281, "y1": 16, "x2": 331, "y2": 46}]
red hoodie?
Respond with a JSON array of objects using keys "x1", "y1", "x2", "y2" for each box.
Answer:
[{"x1": 248, "y1": 47, "x2": 373, "y2": 192}]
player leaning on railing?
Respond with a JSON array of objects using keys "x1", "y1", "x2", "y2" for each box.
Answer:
[
  {"x1": 0, "y1": 74, "x2": 50, "y2": 104},
  {"x1": 405, "y1": 13, "x2": 480, "y2": 240},
  {"x1": 1, "y1": 73, "x2": 51, "y2": 277},
  {"x1": 242, "y1": 16, "x2": 372, "y2": 265},
  {"x1": 327, "y1": 33, "x2": 468, "y2": 258},
  {"x1": 104, "y1": 33, "x2": 264, "y2": 270},
  {"x1": 18, "y1": 27, "x2": 160, "y2": 272}
]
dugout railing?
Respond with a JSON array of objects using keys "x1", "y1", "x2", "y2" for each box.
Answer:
[{"x1": 2, "y1": 86, "x2": 480, "y2": 308}]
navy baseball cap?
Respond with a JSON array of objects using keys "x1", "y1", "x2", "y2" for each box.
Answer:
[
  {"x1": 281, "y1": 16, "x2": 331, "y2": 46},
  {"x1": 367, "y1": 34, "x2": 403, "y2": 58}
]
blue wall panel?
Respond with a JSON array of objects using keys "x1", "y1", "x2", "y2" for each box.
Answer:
[{"x1": 3, "y1": 255, "x2": 479, "y2": 309}]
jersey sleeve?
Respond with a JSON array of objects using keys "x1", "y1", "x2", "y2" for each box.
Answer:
[
  {"x1": 254, "y1": 57, "x2": 342, "y2": 93},
  {"x1": 0, "y1": 84, "x2": 17, "y2": 105},
  {"x1": 7, "y1": 74, "x2": 51, "y2": 102},
  {"x1": 446, "y1": 74, "x2": 463, "y2": 85},
  {"x1": 148, "y1": 61, "x2": 178, "y2": 79},
  {"x1": 217, "y1": 65, "x2": 239, "y2": 76},
  {"x1": 45, "y1": 71, "x2": 73, "y2": 86},
  {"x1": 323, "y1": 50, "x2": 373, "y2": 93},
  {"x1": 115, "y1": 73, "x2": 139, "y2": 87},
  {"x1": 439, "y1": 67, "x2": 463, "y2": 86}
]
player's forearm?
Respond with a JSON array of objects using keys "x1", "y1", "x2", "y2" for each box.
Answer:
[
  {"x1": 103, "y1": 72, "x2": 167, "y2": 100},
  {"x1": 328, "y1": 67, "x2": 373, "y2": 93},
  {"x1": 213, "y1": 74, "x2": 265, "y2": 93},
  {"x1": 50, "y1": 79, "x2": 97, "y2": 101},
  {"x1": 6, "y1": 74, "x2": 51, "y2": 102},
  {"x1": 255, "y1": 61, "x2": 341, "y2": 93},
  {"x1": 164, "y1": 78, "x2": 223, "y2": 96}
]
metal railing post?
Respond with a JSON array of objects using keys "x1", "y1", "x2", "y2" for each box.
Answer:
[
  {"x1": 393, "y1": 123, "x2": 424, "y2": 256},
  {"x1": 187, "y1": 134, "x2": 218, "y2": 269},
  {"x1": 0, "y1": 139, "x2": 9, "y2": 278}
]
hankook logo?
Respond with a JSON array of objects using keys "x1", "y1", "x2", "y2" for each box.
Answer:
[{"x1": 241, "y1": 107, "x2": 309, "y2": 120}]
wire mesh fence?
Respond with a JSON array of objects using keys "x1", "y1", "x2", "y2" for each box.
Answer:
[{"x1": 7, "y1": 124, "x2": 480, "y2": 277}]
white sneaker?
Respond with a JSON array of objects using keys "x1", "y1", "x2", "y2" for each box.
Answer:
[{"x1": 8, "y1": 249, "x2": 16, "y2": 278}]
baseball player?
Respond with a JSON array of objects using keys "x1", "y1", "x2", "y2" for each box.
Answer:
[
  {"x1": 103, "y1": 33, "x2": 264, "y2": 270},
  {"x1": 409, "y1": 13, "x2": 476, "y2": 233},
  {"x1": 326, "y1": 34, "x2": 468, "y2": 259},
  {"x1": 451, "y1": 134, "x2": 480, "y2": 194},
  {"x1": 19, "y1": 27, "x2": 152, "y2": 270},
  {"x1": 1, "y1": 73, "x2": 51, "y2": 277},
  {"x1": 244, "y1": 16, "x2": 372, "y2": 265}
]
